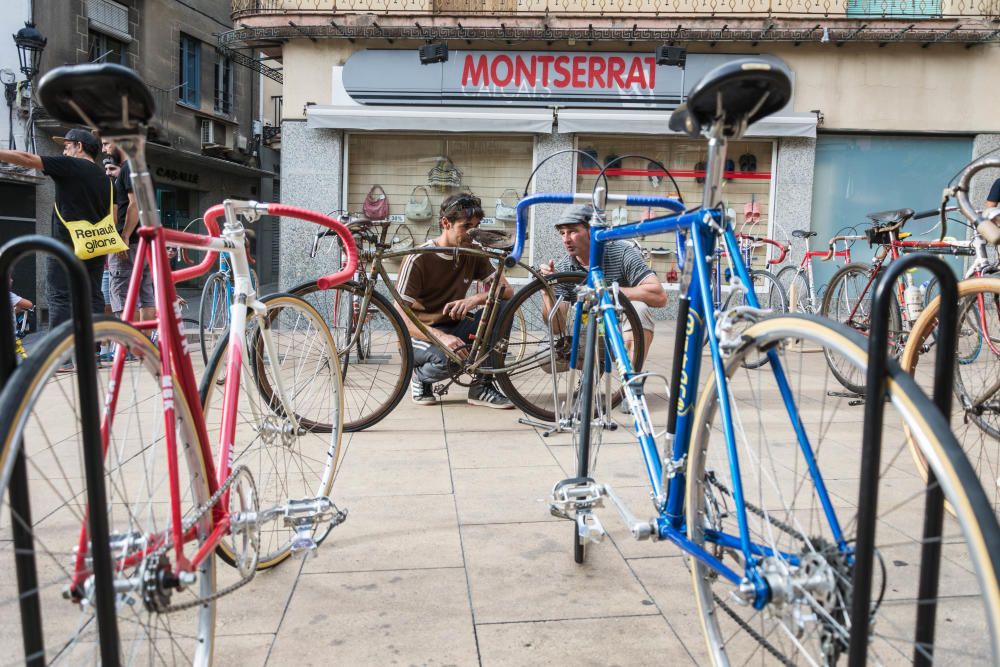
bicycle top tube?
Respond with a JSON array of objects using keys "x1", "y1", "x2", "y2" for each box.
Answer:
[{"x1": 509, "y1": 193, "x2": 689, "y2": 267}]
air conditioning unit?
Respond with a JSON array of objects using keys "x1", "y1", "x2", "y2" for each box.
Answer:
[{"x1": 200, "y1": 119, "x2": 215, "y2": 146}]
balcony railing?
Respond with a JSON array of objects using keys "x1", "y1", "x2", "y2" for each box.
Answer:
[{"x1": 232, "y1": 0, "x2": 1000, "y2": 18}]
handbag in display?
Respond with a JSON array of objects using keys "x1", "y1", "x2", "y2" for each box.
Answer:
[
  {"x1": 362, "y1": 185, "x2": 390, "y2": 220},
  {"x1": 405, "y1": 185, "x2": 433, "y2": 222},
  {"x1": 56, "y1": 182, "x2": 128, "y2": 260},
  {"x1": 494, "y1": 188, "x2": 519, "y2": 223},
  {"x1": 427, "y1": 156, "x2": 463, "y2": 189}
]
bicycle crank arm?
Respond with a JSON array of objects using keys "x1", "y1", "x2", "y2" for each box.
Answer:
[{"x1": 602, "y1": 483, "x2": 657, "y2": 541}]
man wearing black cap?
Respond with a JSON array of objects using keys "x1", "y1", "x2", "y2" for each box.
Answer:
[{"x1": 0, "y1": 128, "x2": 110, "y2": 336}]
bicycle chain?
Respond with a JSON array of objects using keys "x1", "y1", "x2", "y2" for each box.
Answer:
[
  {"x1": 146, "y1": 464, "x2": 258, "y2": 614},
  {"x1": 706, "y1": 471, "x2": 809, "y2": 543}
]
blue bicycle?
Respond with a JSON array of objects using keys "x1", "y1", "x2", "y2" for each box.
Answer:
[{"x1": 506, "y1": 60, "x2": 1000, "y2": 664}]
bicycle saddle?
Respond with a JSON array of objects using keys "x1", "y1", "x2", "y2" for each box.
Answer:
[
  {"x1": 791, "y1": 230, "x2": 817, "y2": 239},
  {"x1": 38, "y1": 63, "x2": 155, "y2": 136},
  {"x1": 469, "y1": 228, "x2": 514, "y2": 251},
  {"x1": 669, "y1": 59, "x2": 791, "y2": 137},
  {"x1": 865, "y1": 208, "x2": 914, "y2": 224}
]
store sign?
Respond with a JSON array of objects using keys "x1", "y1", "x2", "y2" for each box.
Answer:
[
  {"x1": 154, "y1": 166, "x2": 200, "y2": 185},
  {"x1": 342, "y1": 50, "x2": 784, "y2": 109}
]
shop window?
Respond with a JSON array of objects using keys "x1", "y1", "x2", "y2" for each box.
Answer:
[
  {"x1": 179, "y1": 33, "x2": 200, "y2": 107},
  {"x1": 214, "y1": 54, "x2": 233, "y2": 115},
  {"x1": 574, "y1": 135, "x2": 775, "y2": 279},
  {"x1": 345, "y1": 133, "x2": 534, "y2": 276},
  {"x1": 88, "y1": 31, "x2": 126, "y2": 64}
]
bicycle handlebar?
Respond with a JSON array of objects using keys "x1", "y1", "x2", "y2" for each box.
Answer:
[
  {"x1": 820, "y1": 234, "x2": 864, "y2": 261},
  {"x1": 955, "y1": 157, "x2": 1000, "y2": 245},
  {"x1": 268, "y1": 204, "x2": 358, "y2": 289},
  {"x1": 168, "y1": 205, "x2": 222, "y2": 283},
  {"x1": 738, "y1": 234, "x2": 787, "y2": 264},
  {"x1": 508, "y1": 193, "x2": 685, "y2": 268}
]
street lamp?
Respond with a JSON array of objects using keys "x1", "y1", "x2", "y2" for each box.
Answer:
[
  {"x1": 14, "y1": 21, "x2": 47, "y2": 81},
  {"x1": 8, "y1": 21, "x2": 46, "y2": 153}
]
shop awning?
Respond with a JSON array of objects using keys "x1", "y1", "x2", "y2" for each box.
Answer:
[
  {"x1": 556, "y1": 109, "x2": 818, "y2": 138},
  {"x1": 307, "y1": 105, "x2": 553, "y2": 134},
  {"x1": 146, "y1": 144, "x2": 277, "y2": 179}
]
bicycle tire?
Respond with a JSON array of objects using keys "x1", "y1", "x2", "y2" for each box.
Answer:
[
  {"x1": 0, "y1": 318, "x2": 216, "y2": 665},
  {"x1": 901, "y1": 277, "x2": 1000, "y2": 515},
  {"x1": 290, "y1": 280, "x2": 414, "y2": 432},
  {"x1": 821, "y1": 262, "x2": 903, "y2": 394},
  {"x1": 199, "y1": 271, "x2": 230, "y2": 365},
  {"x1": 686, "y1": 313, "x2": 1000, "y2": 665},
  {"x1": 721, "y1": 268, "x2": 788, "y2": 369},
  {"x1": 201, "y1": 293, "x2": 343, "y2": 569},
  {"x1": 491, "y1": 272, "x2": 645, "y2": 423},
  {"x1": 572, "y1": 310, "x2": 600, "y2": 565},
  {"x1": 775, "y1": 264, "x2": 798, "y2": 300}
]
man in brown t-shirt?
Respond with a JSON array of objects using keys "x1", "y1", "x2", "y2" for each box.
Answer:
[{"x1": 397, "y1": 193, "x2": 515, "y2": 408}]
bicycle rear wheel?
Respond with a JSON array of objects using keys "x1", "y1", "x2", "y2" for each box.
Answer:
[
  {"x1": 821, "y1": 262, "x2": 903, "y2": 394},
  {"x1": 201, "y1": 293, "x2": 343, "y2": 569},
  {"x1": 687, "y1": 314, "x2": 1000, "y2": 665},
  {"x1": 491, "y1": 272, "x2": 645, "y2": 422},
  {"x1": 199, "y1": 271, "x2": 230, "y2": 365},
  {"x1": 0, "y1": 318, "x2": 216, "y2": 665},
  {"x1": 901, "y1": 277, "x2": 1000, "y2": 515},
  {"x1": 290, "y1": 280, "x2": 413, "y2": 431}
]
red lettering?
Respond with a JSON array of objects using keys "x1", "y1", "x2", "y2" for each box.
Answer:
[
  {"x1": 571, "y1": 56, "x2": 587, "y2": 88},
  {"x1": 491, "y1": 55, "x2": 514, "y2": 86},
  {"x1": 514, "y1": 55, "x2": 536, "y2": 86},
  {"x1": 588, "y1": 57, "x2": 607, "y2": 87},
  {"x1": 462, "y1": 55, "x2": 489, "y2": 86},
  {"x1": 553, "y1": 55, "x2": 571, "y2": 88},
  {"x1": 644, "y1": 57, "x2": 657, "y2": 88},
  {"x1": 608, "y1": 57, "x2": 627, "y2": 88},
  {"x1": 625, "y1": 58, "x2": 647, "y2": 88},
  {"x1": 537, "y1": 55, "x2": 555, "y2": 86}
]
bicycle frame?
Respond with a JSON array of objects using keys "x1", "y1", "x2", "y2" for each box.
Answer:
[
  {"x1": 513, "y1": 140, "x2": 846, "y2": 606},
  {"x1": 68, "y1": 134, "x2": 357, "y2": 588}
]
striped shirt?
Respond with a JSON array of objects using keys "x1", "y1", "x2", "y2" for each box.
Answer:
[{"x1": 553, "y1": 241, "x2": 655, "y2": 301}]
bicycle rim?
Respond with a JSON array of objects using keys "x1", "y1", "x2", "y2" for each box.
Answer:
[
  {"x1": 0, "y1": 318, "x2": 216, "y2": 666},
  {"x1": 290, "y1": 280, "x2": 413, "y2": 431},
  {"x1": 201, "y1": 294, "x2": 342, "y2": 568},
  {"x1": 901, "y1": 278, "x2": 1000, "y2": 516},
  {"x1": 687, "y1": 314, "x2": 1000, "y2": 665},
  {"x1": 199, "y1": 272, "x2": 230, "y2": 366}
]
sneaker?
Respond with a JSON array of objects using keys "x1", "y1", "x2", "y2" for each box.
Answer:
[
  {"x1": 467, "y1": 382, "x2": 514, "y2": 410},
  {"x1": 411, "y1": 379, "x2": 437, "y2": 406},
  {"x1": 57, "y1": 361, "x2": 75, "y2": 373}
]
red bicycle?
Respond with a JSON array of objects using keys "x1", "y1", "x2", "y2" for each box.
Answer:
[{"x1": 0, "y1": 64, "x2": 358, "y2": 664}]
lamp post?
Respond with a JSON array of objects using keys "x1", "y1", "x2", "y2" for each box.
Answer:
[{"x1": 11, "y1": 21, "x2": 47, "y2": 153}]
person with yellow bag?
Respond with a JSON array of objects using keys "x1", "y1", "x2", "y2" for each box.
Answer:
[{"x1": 0, "y1": 128, "x2": 124, "y2": 347}]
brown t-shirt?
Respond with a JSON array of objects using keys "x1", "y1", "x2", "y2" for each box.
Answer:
[{"x1": 396, "y1": 241, "x2": 494, "y2": 325}]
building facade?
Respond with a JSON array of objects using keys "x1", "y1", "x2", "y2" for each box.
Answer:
[{"x1": 226, "y1": 0, "x2": 1000, "y2": 298}]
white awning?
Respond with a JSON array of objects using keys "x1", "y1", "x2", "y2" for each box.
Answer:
[
  {"x1": 557, "y1": 109, "x2": 817, "y2": 138},
  {"x1": 307, "y1": 105, "x2": 554, "y2": 134}
]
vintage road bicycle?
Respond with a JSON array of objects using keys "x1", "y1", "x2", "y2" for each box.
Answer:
[
  {"x1": 0, "y1": 63, "x2": 358, "y2": 665},
  {"x1": 776, "y1": 228, "x2": 858, "y2": 315},
  {"x1": 294, "y1": 215, "x2": 647, "y2": 430},
  {"x1": 520, "y1": 59, "x2": 1000, "y2": 664}
]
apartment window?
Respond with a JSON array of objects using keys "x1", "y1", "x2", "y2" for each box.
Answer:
[
  {"x1": 88, "y1": 31, "x2": 125, "y2": 64},
  {"x1": 214, "y1": 55, "x2": 233, "y2": 114},
  {"x1": 179, "y1": 33, "x2": 200, "y2": 106}
]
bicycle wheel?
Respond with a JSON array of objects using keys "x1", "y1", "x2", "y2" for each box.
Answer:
[
  {"x1": 687, "y1": 314, "x2": 1000, "y2": 665},
  {"x1": 821, "y1": 262, "x2": 903, "y2": 394},
  {"x1": 491, "y1": 272, "x2": 645, "y2": 423},
  {"x1": 199, "y1": 271, "x2": 230, "y2": 365},
  {"x1": 0, "y1": 318, "x2": 216, "y2": 665},
  {"x1": 721, "y1": 269, "x2": 788, "y2": 369},
  {"x1": 201, "y1": 293, "x2": 343, "y2": 568},
  {"x1": 572, "y1": 309, "x2": 600, "y2": 564},
  {"x1": 777, "y1": 266, "x2": 812, "y2": 314},
  {"x1": 775, "y1": 264, "x2": 798, "y2": 301},
  {"x1": 290, "y1": 280, "x2": 413, "y2": 432},
  {"x1": 901, "y1": 277, "x2": 1000, "y2": 515}
]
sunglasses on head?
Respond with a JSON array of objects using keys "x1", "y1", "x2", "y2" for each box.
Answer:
[{"x1": 444, "y1": 194, "x2": 482, "y2": 219}]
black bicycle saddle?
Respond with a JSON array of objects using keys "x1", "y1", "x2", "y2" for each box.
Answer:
[
  {"x1": 669, "y1": 59, "x2": 791, "y2": 137},
  {"x1": 865, "y1": 208, "x2": 914, "y2": 224},
  {"x1": 38, "y1": 63, "x2": 155, "y2": 136},
  {"x1": 791, "y1": 230, "x2": 817, "y2": 239}
]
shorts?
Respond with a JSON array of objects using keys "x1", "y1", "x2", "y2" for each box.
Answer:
[
  {"x1": 627, "y1": 301, "x2": 656, "y2": 333},
  {"x1": 108, "y1": 245, "x2": 155, "y2": 314}
]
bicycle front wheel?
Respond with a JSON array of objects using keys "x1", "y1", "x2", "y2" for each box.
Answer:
[
  {"x1": 901, "y1": 277, "x2": 1000, "y2": 514},
  {"x1": 491, "y1": 272, "x2": 645, "y2": 422},
  {"x1": 0, "y1": 318, "x2": 216, "y2": 665},
  {"x1": 687, "y1": 314, "x2": 1000, "y2": 665},
  {"x1": 821, "y1": 262, "x2": 902, "y2": 394},
  {"x1": 199, "y1": 271, "x2": 230, "y2": 365},
  {"x1": 201, "y1": 293, "x2": 343, "y2": 568},
  {"x1": 290, "y1": 280, "x2": 414, "y2": 431}
]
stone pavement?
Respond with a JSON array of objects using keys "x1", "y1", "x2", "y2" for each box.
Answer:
[{"x1": 212, "y1": 323, "x2": 709, "y2": 666}]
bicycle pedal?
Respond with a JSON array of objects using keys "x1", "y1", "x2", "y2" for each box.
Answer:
[
  {"x1": 550, "y1": 477, "x2": 605, "y2": 519},
  {"x1": 576, "y1": 510, "x2": 606, "y2": 544}
]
